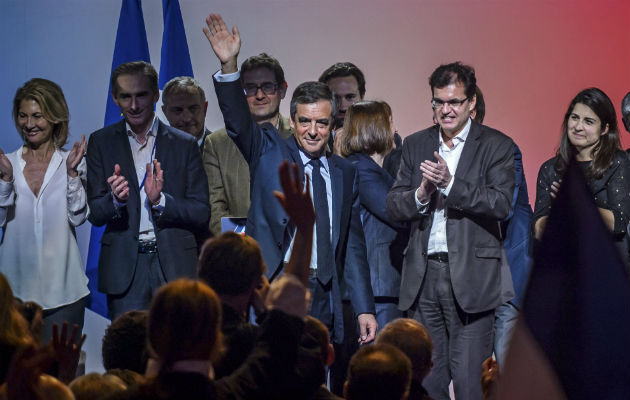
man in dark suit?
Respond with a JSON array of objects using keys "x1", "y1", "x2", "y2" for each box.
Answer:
[
  {"x1": 203, "y1": 13, "x2": 377, "y2": 388},
  {"x1": 161, "y1": 76, "x2": 211, "y2": 150},
  {"x1": 386, "y1": 62, "x2": 514, "y2": 400},
  {"x1": 203, "y1": 53, "x2": 293, "y2": 236},
  {"x1": 87, "y1": 61, "x2": 209, "y2": 320}
]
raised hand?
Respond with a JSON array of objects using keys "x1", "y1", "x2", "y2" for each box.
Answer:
[
  {"x1": 420, "y1": 151, "x2": 452, "y2": 189},
  {"x1": 203, "y1": 13, "x2": 241, "y2": 73},
  {"x1": 50, "y1": 322, "x2": 86, "y2": 384},
  {"x1": 0, "y1": 147, "x2": 13, "y2": 182},
  {"x1": 66, "y1": 134, "x2": 87, "y2": 178},
  {"x1": 107, "y1": 164, "x2": 129, "y2": 202},
  {"x1": 273, "y1": 161, "x2": 315, "y2": 235},
  {"x1": 144, "y1": 159, "x2": 163, "y2": 206},
  {"x1": 273, "y1": 160, "x2": 315, "y2": 285}
]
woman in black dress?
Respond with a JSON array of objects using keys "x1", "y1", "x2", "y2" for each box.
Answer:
[{"x1": 533, "y1": 88, "x2": 630, "y2": 264}]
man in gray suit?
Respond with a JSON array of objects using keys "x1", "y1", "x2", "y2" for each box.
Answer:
[
  {"x1": 386, "y1": 62, "x2": 514, "y2": 400},
  {"x1": 87, "y1": 61, "x2": 209, "y2": 320},
  {"x1": 203, "y1": 53, "x2": 292, "y2": 236}
]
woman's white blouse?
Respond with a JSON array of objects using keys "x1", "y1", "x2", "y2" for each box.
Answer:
[{"x1": 0, "y1": 147, "x2": 89, "y2": 309}]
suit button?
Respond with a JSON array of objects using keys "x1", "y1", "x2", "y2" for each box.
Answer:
[
  {"x1": 281, "y1": 218, "x2": 288, "y2": 224},
  {"x1": 277, "y1": 242, "x2": 282, "y2": 248},
  {"x1": 422, "y1": 251, "x2": 427, "y2": 256}
]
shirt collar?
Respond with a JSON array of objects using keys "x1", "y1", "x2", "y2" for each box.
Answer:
[
  {"x1": 439, "y1": 117, "x2": 471, "y2": 148},
  {"x1": 299, "y1": 150, "x2": 329, "y2": 173},
  {"x1": 126, "y1": 115, "x2": 158, "y2": 142}
]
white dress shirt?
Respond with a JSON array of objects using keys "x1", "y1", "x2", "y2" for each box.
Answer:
[
  {"x1": 114, "y1": 117, "x2": 165, "y2": 241},
  {"x1": 0, "y1": 147, "x2": 89, "y2": 309},
  {"x1": 423, "y1": 118, "x2": 472, "y2": 254}
]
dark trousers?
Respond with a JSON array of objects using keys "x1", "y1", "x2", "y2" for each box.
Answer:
[
  {"x1": 410, "y1": 259, "x2": 494, "y2": 400},
  {"x1": 42, "y1": 296, "x2": 87, "y2": 344},
  {"x1": 307, "y1": 276, "x2": 359, "y2": 396},
  {"x1": 107, "y1": 252, "x2": 166, "y2": 320}
]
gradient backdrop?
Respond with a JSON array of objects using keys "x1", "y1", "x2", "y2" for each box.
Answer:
[{"x1": 1, "y1": 0, "x2": 629, "y2": 262}]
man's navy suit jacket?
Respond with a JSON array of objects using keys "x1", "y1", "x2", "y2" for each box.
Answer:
[
  {"x1": 86, "y1": 119, "x2": 209, "y2": 295},
  {"x1": 213, "y1": 77, "x2": 374, "y2": 340}
]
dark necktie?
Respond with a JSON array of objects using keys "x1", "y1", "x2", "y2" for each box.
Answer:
[{"x1": 310, "y1": 159, "x2": 333, "y2": 284}]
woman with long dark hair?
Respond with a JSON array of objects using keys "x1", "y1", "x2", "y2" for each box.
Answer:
[{"x1": 533, "y1": 88, "x2": 630, "y2": 264}]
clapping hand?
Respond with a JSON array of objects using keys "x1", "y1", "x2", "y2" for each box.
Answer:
[
  {"x1": 107, "y1": 164, "x2": 129, "y2": 202},
  {"x1": 420, "y1": 151, "x2": 452, "y2": 189},
  {"x1": 66, "y1": 134, "x2": 86, "y2": 178},
  {"x1": 144, "y1": 159, "x2": 163, "y2": 206},
  {"x1": 0, "y1": 147, "x2": 13, "y2": 182}
]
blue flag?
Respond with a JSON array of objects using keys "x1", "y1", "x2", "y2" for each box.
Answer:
[
  {"x1": 85, "y1": 0, "x2": 151, "y2": 318},
  {"x1": 159, "y1": 0, "x2": 193, "y2": 88}
]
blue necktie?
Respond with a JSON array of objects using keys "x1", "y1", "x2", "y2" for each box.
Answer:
[{"x1": 310, "y1": 159, "x2": 333, "y2": 284}]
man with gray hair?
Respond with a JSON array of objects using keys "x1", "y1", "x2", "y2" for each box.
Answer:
[{"x1": 162, "y1": 76, "x2": 211, "y2": 149}]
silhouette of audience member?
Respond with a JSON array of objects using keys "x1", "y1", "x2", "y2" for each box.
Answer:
[
  {"x1": 69, "y1": 372, "x2": 127, "y2": 400},
  {"x1": 376, "y1": 318, "x2": 434, "y2": 400},
  {"x1": 197, "y1": 232, "x2": 266, "y2": 378},
  {"x1": 101, "y1": 311, "x2": 149, "y2": 374},
  {"x1": 291, "y1": 316, "x2": 341, "y2": 400},
  {"x1": 344, "y1": 343, "x2": 412, "y2": 400}
]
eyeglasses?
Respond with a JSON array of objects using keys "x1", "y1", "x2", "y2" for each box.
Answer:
[
  {"x1": 431, "y1": 97, "x2": 469, "y2": 110},
  {"x1": 243, "y1": 82, "x2": 278, "y2": 96}
]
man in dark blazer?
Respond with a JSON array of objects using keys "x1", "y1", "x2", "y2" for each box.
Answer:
[
  {"x1": 87, "y1": 61, "x2": 209, "y2": 320},
  {"x1": 203, "y1": 13, "x2": 376, "y2": 389},
  {"x1": 386, "y1": 62, "x2": 514, "y2": 400}
]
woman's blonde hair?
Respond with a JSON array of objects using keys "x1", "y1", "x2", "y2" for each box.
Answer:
[{"x1": 13, "y1": 78, "x2": 70, "y2": 148}]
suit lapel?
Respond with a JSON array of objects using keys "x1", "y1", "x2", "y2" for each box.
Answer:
[
  {"x1": 453, "y1": 121, "x2": 480, "y2": 179},
  {"x1": 328, "y1": 157, "x2": 343, "y2": 250},
  {"x1": 154, "y1": 120, "x2": 168, "y2": 170},
  {"x1": 113, "y1": 120, "x2": 140, "y2": 191},
  {"x1": 285, "y1": 136, "x2": 305, "y2": 178}
]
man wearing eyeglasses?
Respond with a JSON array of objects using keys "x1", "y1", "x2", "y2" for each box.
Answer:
[
  {"x1": 386, "y1": 62, "x2": 515, "y2": 400},
  {"x1": 203, "y1": 53, "x2": 293, "y2": 236}
]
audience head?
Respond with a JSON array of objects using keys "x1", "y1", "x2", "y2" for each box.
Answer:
[
  {"x1": 556, "y1": 87, "x2": 620, "y2": 178},
  {"x1": 148, "y1": 279, "x2": 223, "y2": 373},
  {"x1": 319, "y1": 62, "x2": 366, "y2": 128},
  {"x1": 162, "y1": 76, "x2": 208, "y2": 140},
  {"x1": 429, "y1": 62, "x2": 477, "y2": 137},
  {"x1": 240, "y1": 53, "x2": 287, "y2": 123},
  {"x1": 13, "y1": 78, "x2": 70, "y2": 149},
  {"x1": 14, "y1": 300, "x2": 44, "y2": 344},
  {"x1": 338, "y1": 100, "x2": 394, "y2": 158},
  {"x1": 376, "y1": 318, "x2": 433, "y2": 384},
  {"x1": 110, "y1": 61, "x2": 159, "y2": 133},
  {"x1": 471, "y1": 85, "x2": 486, "y2": 124},
  {"x1": 0, "y1": 273, "x2": 34, "y2": 349},
  {"x1": 37, "y1": 374, "x2": 76, "y2": 400},
  {"x1": 198, "y1": 232, "x2": 265, "y2": 299},
  {"x1": 69, "y1": 372, "x2": 127, "y2": 400},
  {"x1": 620, "y1": 91, "x2": 630, "y2": 133},
  {"x1": 344, "y1": 343, "x2": 412, "y2": 400},
  {"x1": 289, "y1": 81, "x2": 336, "y2": 158},
  {"x1": 101, "y1": 310, "x2": 149, "y2": 374}
]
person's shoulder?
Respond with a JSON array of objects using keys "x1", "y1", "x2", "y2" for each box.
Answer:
[
  {"x1": 537, "y1": 156, "x2": 558, "y2": 177},
  {"x1": 329, "y1": 153, "x2": 356, "y2": 171},
  {"x1": 405, "y1": 125, "x2": 439, "y2": 145},
  {"x1": 90, "y1": 119, "x2": 125, "y2": 140},
  {"x1": 474, "y1": 121, "x2": 513, "y2": 145},
  {"x1": 207, "y1": 127, "x2": 234, "y2": 146},
  {"x1": 160, "y1": 122, "x2": 196, "y2": 144}
]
